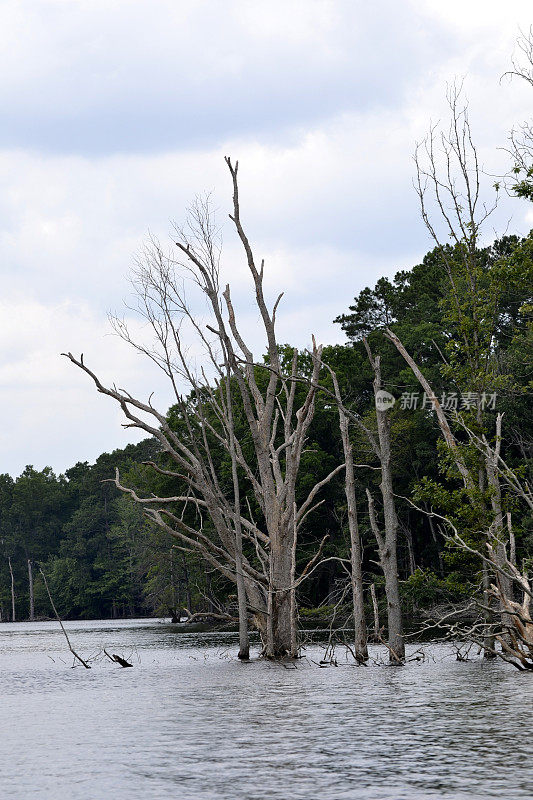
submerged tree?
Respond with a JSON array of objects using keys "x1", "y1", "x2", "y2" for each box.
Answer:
[
  {"x1": 385, "y1": 81, "x2": 532, "y2": 661},
  {"x1": 322, "y1": 362, "x2": 368, "y2": 662},
  {"x1": 363, "y1": 339, "x2": 405, "y2": 663},
  {"x1": 64, "y1": 158, "x2": 341, "y2": 659}
]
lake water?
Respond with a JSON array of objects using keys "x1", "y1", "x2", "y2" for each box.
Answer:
[{"x1": 0, "y1": 618, "x2": 531, "y2": 799}]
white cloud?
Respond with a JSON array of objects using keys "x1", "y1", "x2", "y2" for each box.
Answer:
[
  {"x1": 0, "y1": 1, "x2": 532, "y2": 475},
  {"x1": 0, "y1": 0, "x2": 451, "y2": 153},
  {"x1": 0, "y1": 299, "x2": 173, "y2": 476}
]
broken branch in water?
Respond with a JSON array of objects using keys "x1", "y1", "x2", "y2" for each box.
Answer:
[
  {"x1": 38, "y1": 565, "x2": 91, "y2": 670},
  {"x1": 103, "y1": 649, "x2": 133, "y2": 668}
]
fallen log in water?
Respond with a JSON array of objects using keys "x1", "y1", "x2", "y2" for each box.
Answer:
[
  {"x1": 104, "y1": 649, "x2": 133, "y2": 668},
  {"x1": 180, "y1": 609, "x2": 238, "y2": 625}
]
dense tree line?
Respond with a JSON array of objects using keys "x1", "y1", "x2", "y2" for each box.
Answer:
[{"x1": 0, "y1": 440, "x2": 158, "y2": 621}]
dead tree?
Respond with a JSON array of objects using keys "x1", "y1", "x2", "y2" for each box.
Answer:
[
  {"x1": 370, "y1": 583, "x2": 380, "y2": 640},
  {"x1": 408, "y1": 489, "x2": 533, "y2": 671},
  {"x1": 325, "y1": 365, "x2": 368, "y2": 662},
  {"x1": 364, "y1": 339, "x2": 404, "y2": 663},
  {"x1": 408, "y1": 82, "x2": 510, "y2": 656},
  {"x1": 27, "y1": 558, "x2": 34, "y2": 622},
  {"x1": 458, "y1": 432, "x2": 532, "y2": 670},
  {"x1": 224, "y1": 356, "x2": 249, "y2": 660},
  {"x1": 64, "y1": 159, "x2": 340, "y2": 659},
  {"x1": 8, "y1": 555, "x2": 15, "y2": 622},
  {"x1": 326, "y1": 365, "x2": 368, "y2": 664},
  {"x1": 485, "y1": 550, "x2": 533, "y2": 670},
  {"x1": 385, "y1": 326, "x2": 521, "y2": 633},
  {"x1": 385, "y1": 323, "x2": 531, "y2": 659}
]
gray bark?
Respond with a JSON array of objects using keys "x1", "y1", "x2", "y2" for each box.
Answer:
[
  {"x1": 486, "y1": 415, "x2": 513, "y2": 601},
  {"x1": 364, "y1": 341, "x2": 404, "y2": 663},
  {"x1": 325, "y1": 365, "x2": 367, "y2": 661},
  {"x1": 290, "y1": 507, "x2": 298, "y2": 657},
  {"x1": 8, "y1": 556, "x2": 15, "y2": 622},
  {"x1": 266, "y1": 537, "x2": 295, "y2": 658},
  {"x1": 341, "y1": 421, "x2": 367, "y2": 660},
  {"x1": 370, "y1": 583, "x2": 380, "y2": 639},
  {"x1": 27, "y1": 559, "x2": 34, "y2": 621},
  {"x1": 482, "y1": 563, "x2": 497, "y2": 658},
  {"x1": 507, "y1": 513, "x2": 516, "y2": 566},
  {"x1": 225, "y1": 362, "x2": 249, "y2": 660}
]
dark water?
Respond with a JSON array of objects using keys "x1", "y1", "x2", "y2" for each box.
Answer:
[{"x1": 0, "y1": 619, "x2": 531, "y2": 799}]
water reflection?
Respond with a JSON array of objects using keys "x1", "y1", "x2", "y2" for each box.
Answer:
[{"x1": 0, "y1": 619, "x2": 531, "y2": 799}]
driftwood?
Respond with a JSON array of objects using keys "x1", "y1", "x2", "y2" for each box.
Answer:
[
  {"x1": 180, "y1": 608, "x2": 238, "y2": 625},
  {"x1": 40, "y1": 565, "x2": 135, "y2": 670},
  {"x1": 103, "y1": 649, "x2": 133, "y2": 668}
]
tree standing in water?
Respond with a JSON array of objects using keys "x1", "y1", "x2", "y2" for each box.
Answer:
[{"x1": 64, "y1": 158, "x2": 341, "y2": 659}]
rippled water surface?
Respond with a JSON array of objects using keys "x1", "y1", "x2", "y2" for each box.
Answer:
[{"x1": 1, "y1": 619, "x2": 532, "y2": 799}]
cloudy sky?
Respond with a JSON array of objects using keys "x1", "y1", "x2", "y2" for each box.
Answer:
[{"x1": 1, "y1": 0, "x2": 532, "y2": 476}]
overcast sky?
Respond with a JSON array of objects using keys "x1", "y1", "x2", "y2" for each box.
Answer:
[{"x1": 1, "y1": 0, "x2": 532, "y2": 477}]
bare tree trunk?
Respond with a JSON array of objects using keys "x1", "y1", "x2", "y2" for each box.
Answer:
[
  {"x1": 266, "y1": 535, "x2": 295, "y2": 658},
  {"x1": 326, "y1": 365, "x2": 367, "y2": 661},
  {"x1": 27, "y1": 559, "x2": 34, "y2": 622},
  {"x1": 478, "y1": 449, "x2": 497, "y2": 656},
  {"x1": 39, "y1": 566, "x2": 91, "y2": 669},
  {"x1": 370, "y1": 583, "x2": 380, "y2": 640},
  {"x1": 340, "y1": 405, "x2": 368, "y2": 661},
  {"x1": 290, "y1": 508, "x2": 298, "y2": 657},
  {"x1": 349, "y1": 515, "x2": 368, "y2": 663},
  {"x1": 225, "y1": 363, "x2": 250, "y2": 660},
  {"x1": 231, "y1": 495, "x2": 249, "y2": 661},
  {"x1": 364, "y1": 340, "x2": 404, "y2": 663},
  {"x1": 507, "y1": 513, "x2": 516, "y2": 567},
  {"x1": 234, "y1": 558, "x2": 249, "y2": 660},
  {"x1": 486, "y1": 414, "x2": 513, "y2": 612},
  {"x1": 382, "y1": 561, "x2": 403, "y2": 661},
  {"x1": 482, "y1": 563, "x2": 497, "y2": 658},
  {"x1": 371, "y1": 498, "x2": 404, "y2": 663},
  {"x1": 8, "y1": 556, "x2": 15, "y2": 622}
]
